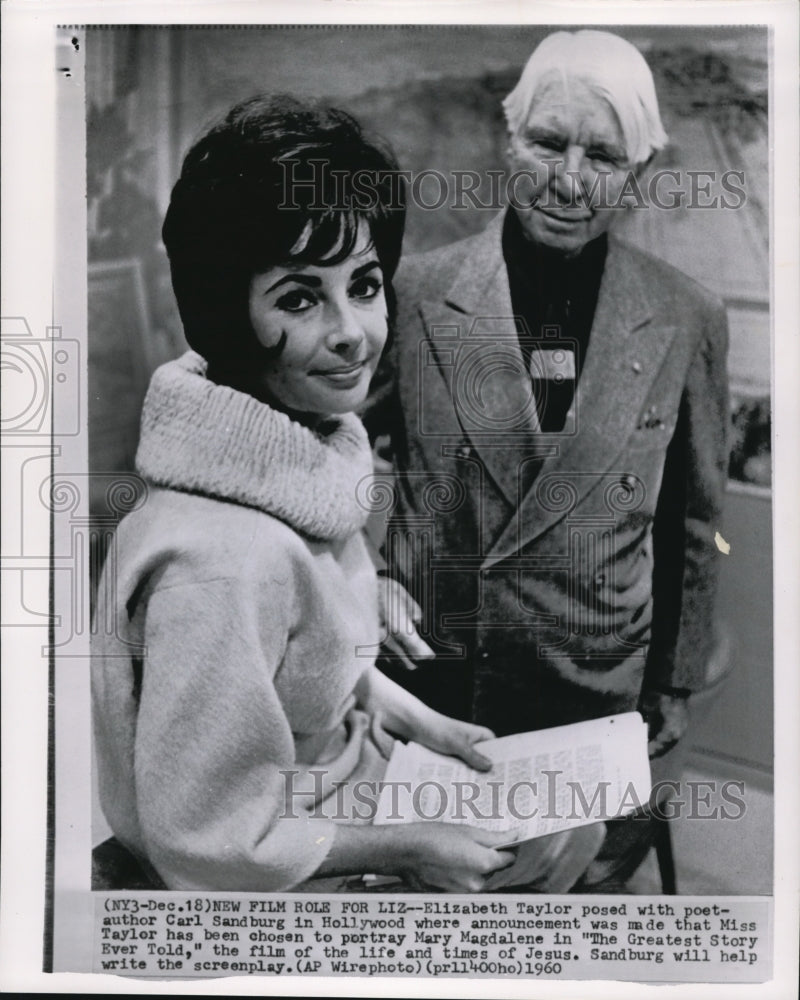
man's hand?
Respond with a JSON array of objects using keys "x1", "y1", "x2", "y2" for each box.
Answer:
[
  {"x1": 378, "y1": 575, "x2": 435, "y2": 670},
  {"x1": 641, "y1": 689, "x2": 691, "y2": 758}
]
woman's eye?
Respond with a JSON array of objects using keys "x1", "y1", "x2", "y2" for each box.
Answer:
[
  {"x1": 350, "y1": 276, "x2": 383, "y2": 301},
  {"x1": 275, "y1": 289, "x2": 316, "y2": 313}
]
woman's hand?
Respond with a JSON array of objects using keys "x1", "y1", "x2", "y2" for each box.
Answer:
[
  {"x1": 483, "y1": 824, "x2": 606, "y2": 892},
  {"x1": 356, "y1": 667, "x2": 495, "y2": 771},
  {"x1": 315, "y1": 820, "x2": 515, "y2": 892},
  {"x1": 408, "y1": 713, "x2": 496, "y2": 772},
  {"x1": 394, "y1": 824, "x2": 516, "y2": 892}
]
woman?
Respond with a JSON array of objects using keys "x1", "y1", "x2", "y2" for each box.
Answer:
[{"x1": 92, "y1": 95, "x2": 520, "y2": 893}]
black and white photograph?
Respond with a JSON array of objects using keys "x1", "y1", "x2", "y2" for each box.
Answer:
[{"x1": 1, "y1": 2, "x2": 798, "y2": 995}]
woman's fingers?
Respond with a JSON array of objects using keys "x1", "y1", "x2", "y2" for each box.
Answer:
[
  {"x1": 464, "y1": 832, "x2": 518, "y2": 881},
  {"x1": 469, "y1": 724, "x2": 496, "y2": 742},
  {"x1": 490, "y1": 848, "x2": 518, "y2": 872},
  {"x1": 403, "y1": 823, "x2": 523, "y2": 892},
  {"x1": 439, "y1": 721, "x2": 495, "y2": 771},
  {"x1": 470, "y1": 829, "x2": 521, "y2": 872},
  {"x1": 458, "y1": 741, "x2": 494, "y2": 772},
  {"x1": 468, "y1": 827, "x2": 519, "y2": 848}
]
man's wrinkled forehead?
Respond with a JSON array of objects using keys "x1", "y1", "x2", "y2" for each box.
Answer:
[
  {"x1": 519, "y1": 74, "x2": 625, "y2": 146},
  {"x1": 515, "y1": 70, "x2": 611, "y2": 129},
  {"x1": 502, "y1": 30, "x2": 667, "y2": 166},
  {"x1": 521, "y1": 70, "x2": 592, "y2": 114}
]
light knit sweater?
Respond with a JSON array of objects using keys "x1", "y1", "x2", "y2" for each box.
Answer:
[{"x1": 92, "y1": 351, "x2": 383, "y2": 891}]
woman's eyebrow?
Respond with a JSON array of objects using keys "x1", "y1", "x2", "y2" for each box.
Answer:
[
  {"x1": 263, "y1": 273, "x2": 322, "y2": 294},
  {"x1": 350, "y1": 260, "x2": 381, "y2": 280},
  {"x1": 263, "y1": 259, "x2": 380, "y2": 295}
]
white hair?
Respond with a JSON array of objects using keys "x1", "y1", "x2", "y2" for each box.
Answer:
[{"x1": 502, "y1": 30, "x2": 668, "y2": 166}]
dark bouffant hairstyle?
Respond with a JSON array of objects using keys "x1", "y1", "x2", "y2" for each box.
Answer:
[{"x1": 162, "y1": 94, "x2": 406, "y2": 367}]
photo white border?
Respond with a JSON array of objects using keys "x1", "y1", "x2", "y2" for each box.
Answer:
[{"x1": 1, "y1": 1, "x2": 797, "y2": 996}]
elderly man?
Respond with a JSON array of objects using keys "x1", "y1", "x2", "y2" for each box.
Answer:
[{"x1": 367, "y1": 30, "x2": 729, "y2": 889}]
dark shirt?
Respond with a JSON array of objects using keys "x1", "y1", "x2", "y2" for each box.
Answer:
[{"x1": 502, "y1": 210, "x2": 608, "y2": 432}]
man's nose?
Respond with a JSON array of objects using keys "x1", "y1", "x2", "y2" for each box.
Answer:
[{"x1": 551, "y1": 145, "x2": 591, "y2": 204}]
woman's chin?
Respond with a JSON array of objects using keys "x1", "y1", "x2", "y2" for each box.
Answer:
[
  {"x1": 318, "y1": 387, "x2": 371, "y2": 416},
  {"x1": 306, "y1": 372, "x2": 374, "y2": 416},
  {"x1": 274, "y1": 385, "x2": 372, "y2": 422}
]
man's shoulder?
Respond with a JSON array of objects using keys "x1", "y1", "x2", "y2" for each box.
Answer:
[
  {"x1": 394, "y1": 222, "x2": 725, "y2": 320},
  {"x1": 394, "y1": 221, "x2": 497, "y2": 300},
  {"x1": 611, "y1": 236, "x2": 726, "y2": 319}
]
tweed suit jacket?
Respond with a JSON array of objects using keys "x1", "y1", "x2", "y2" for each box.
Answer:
[{"x1": 366, "y1": 212, "x2": 729, "y2": 736}]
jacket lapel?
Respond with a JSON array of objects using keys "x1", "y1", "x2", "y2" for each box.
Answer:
[
  {"x1": 418, "y1": 214, "x2": 546, "y2": 506},
  {"x1": 483, "y1": 234, "x2": 678, "y2": 566}
]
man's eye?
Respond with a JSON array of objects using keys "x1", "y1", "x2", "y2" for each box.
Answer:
[
  {"x1": 527, "y1": 136, "x2": 563, "y2": 152},
  {"x1": 275, "y1": 289, "x2": 316, "y2": 313},
  {"x1": 350, "y1": 276, "x2": 383, "y2": 301},
  {"x1": 588, "y1": 150, "x2": 619, "y2": 166}
]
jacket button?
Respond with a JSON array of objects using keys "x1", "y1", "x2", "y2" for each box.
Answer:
[
  {"x1": 457, "y1": 445, "x2": 472, "y2": 459},
  {"x1": 631, "y1": 361, "x2": 642, "y2": 374},
  {"x1": 480, "y1": 650, "x2": 489, "y2": 660},
  {"x1": 621, "y1": 474, "x2": 637, "y2": 489}
]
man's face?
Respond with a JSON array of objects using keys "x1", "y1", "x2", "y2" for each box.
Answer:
[{"x1": 506, "y1": 74, "x2": 634, "y2": 257}]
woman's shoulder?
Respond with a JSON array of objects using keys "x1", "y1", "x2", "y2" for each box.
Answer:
[{"x1": 114, "y1": 486, "x2": 314, "y2": 593}]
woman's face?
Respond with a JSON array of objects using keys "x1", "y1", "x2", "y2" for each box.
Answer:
[{"x1": 248, "y1": 228, "x2": 388, "y2": 418}]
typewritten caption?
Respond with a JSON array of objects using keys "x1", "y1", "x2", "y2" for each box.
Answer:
[{"x1": 92, "y1": 894, "x2": 771, "y2": 982}]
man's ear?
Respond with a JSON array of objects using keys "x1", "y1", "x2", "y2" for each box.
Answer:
[
  {"x1": 504, "y1": 127, "x2": 520, "y2": 159},
  {"x1": 633, "y1": 152, "x2": 656, "y2": 180}
]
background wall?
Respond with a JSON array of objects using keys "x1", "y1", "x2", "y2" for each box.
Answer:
[{"x1": 85, "y1": 26, "x2": 773, "y2": 882}]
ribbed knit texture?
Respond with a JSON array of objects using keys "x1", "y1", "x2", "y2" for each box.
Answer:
[
  {"x1": 94, "y1": 350, "x2": 385, "y2": 891},
  {"x1": 135, "y1": 351, "x2": 374, "y2": 541}
]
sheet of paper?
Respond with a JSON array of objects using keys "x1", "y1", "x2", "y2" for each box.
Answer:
[{"x1": 374, "y1": 712, "x2": 652, "y2": 842}]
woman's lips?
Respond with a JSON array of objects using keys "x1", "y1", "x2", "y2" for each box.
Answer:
[{"x1": 312, "y1": 360, "x2": 368, "y2": 387}]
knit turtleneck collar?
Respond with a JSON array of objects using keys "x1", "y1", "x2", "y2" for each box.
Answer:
[{"x1": 135, "y1": 351, "x2": 374, "y2": 542}]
